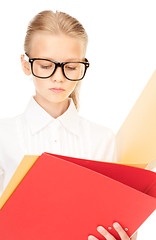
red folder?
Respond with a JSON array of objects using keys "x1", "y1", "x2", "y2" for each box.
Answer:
[{"x1": 0, "y1": 152, "x2": 156, "y2": 240}]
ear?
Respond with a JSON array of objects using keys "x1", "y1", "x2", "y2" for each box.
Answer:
[{"x1": 21, "y1": 54, "x2": 31, "y2": 76}]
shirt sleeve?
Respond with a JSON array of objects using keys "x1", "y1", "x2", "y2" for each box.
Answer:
[
  {"x1": 104, "y1": 132, "x2": 117, "y2": 163},
  {"x1": 0, "y1": 119, "x2": 7, "y2": 196},
  {"x1": 0, "y1": 167, "x2": 4, "y2": 196}
]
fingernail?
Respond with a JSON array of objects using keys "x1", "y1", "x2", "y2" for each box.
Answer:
[
  {"x1": 97, "y1": 226, "x2": 105, "y2": 233},
  {"x1": 88, "y1": 235, "x2": 95, "y2": 240},
  {"x1": 113, "y1": 222, "x2": 119, "y2": 228}
]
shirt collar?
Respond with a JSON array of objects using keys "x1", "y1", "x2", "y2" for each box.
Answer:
[{"x1": 24, "y1": 96, "x2": 80, "y2": 136}]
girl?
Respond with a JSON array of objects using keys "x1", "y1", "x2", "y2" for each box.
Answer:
[{"x1": 0, "y1": 10, "x2": 137, "y2": 240}]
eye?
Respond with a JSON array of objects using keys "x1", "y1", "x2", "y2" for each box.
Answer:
[
  {"x1": 40, "y1": 65, "x2": 52, "y2": 69},
  {"x1": 67, "y1": 66, "x2": 77, "y2": 70},
  {"x1": 65, "y1": 64, "x2": 78, "y2": 71}
]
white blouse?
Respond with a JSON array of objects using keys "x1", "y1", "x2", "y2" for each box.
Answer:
[{"x1": 0, "y1": 97, "x2": 117, "y2": 195}]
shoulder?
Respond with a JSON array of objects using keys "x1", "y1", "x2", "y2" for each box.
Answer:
[
  {"x1": 0, "y1": 114, "x2": 23, "y2": 128},
  {"x1": 0, "y1": 114, "x2": 24, "y2": 140},
  {"x1": 0, "y1": 114, "x2": 26, "y2": 167}
]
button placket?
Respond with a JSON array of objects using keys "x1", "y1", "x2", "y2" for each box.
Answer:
[{"x1": 49, "y1": 121, "x2": 60, "y2": 151}]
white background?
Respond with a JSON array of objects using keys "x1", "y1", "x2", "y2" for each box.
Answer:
[{"x1": 0, "y1": 0, "x2": 156, "y2": 239}]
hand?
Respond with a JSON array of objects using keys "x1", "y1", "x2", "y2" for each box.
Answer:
[{"x1": 88, "y1": 222, "x2": 137, "y2": 240}]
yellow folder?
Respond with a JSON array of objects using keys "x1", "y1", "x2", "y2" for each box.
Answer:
[
  {"x1": 0, "y1": 155, "x2": 39, "y2": 209},
  {"x1": 116, "y1": 70, "x2": 156, "y2": 170}
]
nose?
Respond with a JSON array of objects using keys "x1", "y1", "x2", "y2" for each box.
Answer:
[{"x1": 50, "y1": 66, "x2": 65, "y2": 82}]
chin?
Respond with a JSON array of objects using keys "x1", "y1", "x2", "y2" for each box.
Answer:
[
  {"x1": 46, "y1": 96, "x2": 69, "y2": 104},
  {"x1": 35, "y1": 92, "x2": 70, "y2": 105}
]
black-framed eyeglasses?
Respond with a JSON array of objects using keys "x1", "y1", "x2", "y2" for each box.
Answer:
[{"x1": 25, "y1": 55, "x2": 90, "y2": 81}]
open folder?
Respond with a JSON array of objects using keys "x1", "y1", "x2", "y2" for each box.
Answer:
[
  {"x1": 116, "y1": 70, "x2": 156, "y2": 170},
  {"x1": 0, "y1": 152, "x2": 156, "y2": 240}
]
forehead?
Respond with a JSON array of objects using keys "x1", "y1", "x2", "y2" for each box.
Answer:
[{"x1": 29, "y1": 31, "x2": 85, "y2": 61}]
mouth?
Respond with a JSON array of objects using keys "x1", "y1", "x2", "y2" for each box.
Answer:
[{"x1": 49, "y1": 88, "x2": 65, "y2": 93}]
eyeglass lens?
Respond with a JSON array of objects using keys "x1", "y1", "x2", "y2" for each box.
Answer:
[{"x1": 32, "y1": 59, "x2": 86, "y2": 80}]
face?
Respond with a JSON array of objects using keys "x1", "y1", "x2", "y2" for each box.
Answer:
[{"x1": 22, "y1": 31, "x2": 85, "y2": 106}]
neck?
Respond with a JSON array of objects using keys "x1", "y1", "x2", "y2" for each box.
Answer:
[{"x1": 33, "y1": 96, "x2": 70, "y2": 118}]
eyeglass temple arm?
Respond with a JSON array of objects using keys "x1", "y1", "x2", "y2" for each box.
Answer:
[{"x1": 24, "y1": 53, "x2": 29, "y2": 62}]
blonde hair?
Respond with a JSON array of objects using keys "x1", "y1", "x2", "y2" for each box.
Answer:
[{"x1": 24, "y1": 10, "x2": 88, "y2": 110}]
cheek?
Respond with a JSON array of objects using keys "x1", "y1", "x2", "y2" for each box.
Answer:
[
  {"x1": 33, "y1": 78, "x2": 47, "y2": 91},
  {"x1": 67, "y1": 82, "x2": 78, "y2": 92}
]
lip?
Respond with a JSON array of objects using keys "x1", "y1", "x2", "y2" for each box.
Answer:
[{"x1": 49, "y1": 88, "x2": 65, "y2": 93}]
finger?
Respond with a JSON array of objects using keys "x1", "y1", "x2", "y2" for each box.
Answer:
[
  {"x1": 88, "y1": 235, "x2": 99, "y2": 240},
  {"x1": 97, "y1": 226, "x2": 115, "y2": 240},
  {"x1": 113, "y1": 222, "x2": 130, "y2": 240}
]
